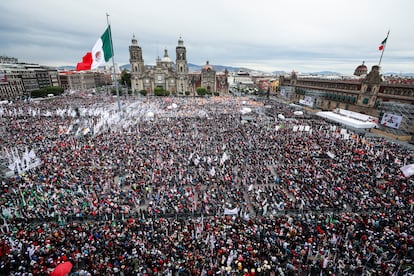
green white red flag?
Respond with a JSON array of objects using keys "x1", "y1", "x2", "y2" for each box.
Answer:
[
  {"x1": 76, "y1": 27, "x2": 112, "y2": 71},
  {"x1": 378, "y1": 37, "x2": 387, "y2": 51}
]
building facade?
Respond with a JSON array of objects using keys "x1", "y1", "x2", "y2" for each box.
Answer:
[
  {"x1": 129, "y1": 35, "x2": 187, "y2": 95},
  {"x1": 278, "y1": 64, "x2": 414, "y2": 137},
  {"x1": 0, "y1": 69, "x2": 25, "y2": 100},
  {"x1": 175, "y1": 37, "x2": 189, "y2": 95},
  {"x1": 58, "y1": 71, "x2": 101, "y2": 91},
  {"x1": 201, "y1": 61, "x2": 216, "y2": 93},
  {"x1": 0, "y1": 60, "x2": 62, "y2": 100},
  {"x1": 0, "y1": 56, "x2": 114, "y2": 99},
  {"x1": 129, "y1": 35, "x2": 228, "y2": 95}
]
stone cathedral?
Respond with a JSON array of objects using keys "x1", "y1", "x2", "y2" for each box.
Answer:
[{"x1": 129, "y1": 35, "x2": 189, "y2": 95}]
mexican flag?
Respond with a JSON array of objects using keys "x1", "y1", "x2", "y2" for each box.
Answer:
[
  {"x1": 378, "y1": 36, "x2": 387, "y2": 51},
  {"x1": 76, "y1": 27, "x2": 113, "y2": 71}
]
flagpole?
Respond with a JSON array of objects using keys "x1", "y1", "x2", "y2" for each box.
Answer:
[
  {"x1": 378, "y1": 30, "x2": 390, "y2": 66},
  {"x1": 106, "y1": 13, "x2": 122, "y2": 114}
]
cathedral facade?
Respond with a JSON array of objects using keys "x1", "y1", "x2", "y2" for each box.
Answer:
[
  {"x1": 129, "y1": 35, "x2": 189, "y2": 95},
  {"x1": 129, "y1": 35, "x2": 228, "y2": 95}
]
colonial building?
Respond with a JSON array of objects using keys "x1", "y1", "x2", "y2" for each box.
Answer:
[
  {"x1": 0, "y1": 59, "x2": 61, "y2": 100},
  {"x1": 58, "y1": 71, "x2": 98, "y2": 91},
  {"x1": 201, "y1": 61, "x2": 216, "y2": 93},
  {"x1": 129, "y1": 35, "x2": 228, "y2": 95},
  {"x1": 228, "y1": 70, "x2": 255, "y2": 92},
  {"x1": 176, "y1": 37, "x2": 189, "y2": 95},
  {"x1": 278, "y1": 63, "x2": 414, "y2": 138},
  {"x1": 0, "y1": 68, "x2": 25, "y2": 100},
  {"x1": 216, "y1": 70, "x2": 229, "y2": 95},
  {"x1": 129, "y1": 35, "x2": 184, "y2": 95},
  {"x1": 354, "y1": 61, "x2": 368, "y2": 76}
]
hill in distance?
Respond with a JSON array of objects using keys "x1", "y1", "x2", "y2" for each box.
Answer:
[
  {"x1": 57, "y1": 66, "x2": 76, "y2": 70},
  {"x1": 64, "y1": 63, "x2": 281, "y2": 75},
  {"x1": 118, "y1": 63, "x2": 257, "y2": 74},
  {"x1": 60, "y1": 64, "x2": 414, "y2": 77}
]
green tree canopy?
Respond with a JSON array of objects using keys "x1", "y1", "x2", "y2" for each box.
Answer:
[
  {"x1": 31, "y1": 86, "x2": 64, "y2": 98},
  {"x1": 196, "y1": 87, "x2": 207, "y2": 97},
  {"x1": 154, "y1": 87, "x2": 170, "y2": 96},
  {"x1": 120, "y1": 69, "x2": 131, "y2": 88}
]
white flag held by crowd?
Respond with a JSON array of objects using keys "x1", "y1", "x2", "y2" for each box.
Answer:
[
  {"x1": 223, "y1": 207, "x2": 239, "y2": 215},
  {"x1": 5, "y1": 147, "x2": 41, "y2": 175},
  {"x1": 209, "y1": 167, "x2": 216, "y2": 177},
  {"x1": 220, "y1": 152, "x2": 229, "y2": 166},
  {"x1": 326, "y1": 151, "x2": 336, "y2": 159},
  {"x1": 400, "y1": 164, "x2": 414, "y2": 178}
]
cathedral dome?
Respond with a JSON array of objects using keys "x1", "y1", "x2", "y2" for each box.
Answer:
[
  {"x1": 161, "y1": 49, "x2": 172, "y2": 63},
  {"x1": 354, "y1": 61, "x2": 368, "y2": 76},
  {"x1": 161, "y1": 56, "x2": 172, "y2": 63},
  {"x1": 202, "y1": 61, "x2": 213, "y2": 71}
]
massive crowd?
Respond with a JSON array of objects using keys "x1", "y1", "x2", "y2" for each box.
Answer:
[{"x1": 0, "y1": 94, "x2": 413, "y2": 275}]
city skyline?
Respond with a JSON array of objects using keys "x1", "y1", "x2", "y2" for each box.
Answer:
[{"x1": 1, "y1": 0, "x2": 414, "y2": 75}]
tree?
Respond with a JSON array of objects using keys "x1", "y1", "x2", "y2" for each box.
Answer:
[
  {"x1": 196, "y1": 87, "x2": 207, "y2": 97},
  {"x1": 31, "y1": 86, "x2": 64, "y2": 98},
  {"x1": 139, "y1": 90, "x2": 147, "y2": 96},
  {"x1": 120, "y1": 70, "x2": 131, "y2": 88},
  {"x1": 154, "y1": 87, "x2": 169, "y2": 96}
]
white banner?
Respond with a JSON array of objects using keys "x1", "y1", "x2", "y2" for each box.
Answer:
[
  {"x1": 381, "y1": 113, "x2": 403, "y2": 129},
  {"x1": 299, "y1": 96, "x2": 314, "y2": 107},
  {"x1": 400, "y1": 164, "x2": 414, "y2": 178},
  {"x1": 224, "y1": 207, "x2": 239, "y2": 215}
]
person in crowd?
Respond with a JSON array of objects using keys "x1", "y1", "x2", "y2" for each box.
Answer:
[{"x1": 0, "y1": 94, "x2": 412, "y2": 275}]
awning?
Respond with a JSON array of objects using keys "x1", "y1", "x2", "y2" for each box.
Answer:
[{"x1": 316, "y1": 111, "x2": 377, "y2": 129}]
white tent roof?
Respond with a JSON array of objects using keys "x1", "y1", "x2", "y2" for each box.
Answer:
[{"x1": 316, "y1": 111, "x2": 377, "y2": 129}]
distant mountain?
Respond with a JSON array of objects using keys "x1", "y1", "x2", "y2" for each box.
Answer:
[
  {"x1": 383, "y1": 72, "x2": 414, "y2": 77},
  {"x1": 271, "y1": 70, "x2": 287, "y2": 75},
  {"x1": 57, "y1": 66, "x2": 75, "y2": 70},
  {"x1": 119, "y1": 64, "x2": 130, "y2": 71},
  {"x1": 303, "y1": 71, "x2": 342, "y2": 76},
  {"x1": 188, "y1": 63, "x2": 249, "y2": 73},
  {"x1": 119, "y1": 63, "x2": 260, "y2": 74},
  {"x1": 188, "y1": 63, "x2": 201, "y2": 71},
  {"x1": 69, "y1": 64, "x2": 414, "y2": 77}
]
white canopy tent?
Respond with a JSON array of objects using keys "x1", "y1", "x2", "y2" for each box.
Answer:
[{"x1": 316, "y1": 111, "x2": 377, "y2": 129}]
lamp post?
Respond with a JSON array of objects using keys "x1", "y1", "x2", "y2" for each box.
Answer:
[{"x1": 124, "y1": 81, "x2": 127, "y2": 100}]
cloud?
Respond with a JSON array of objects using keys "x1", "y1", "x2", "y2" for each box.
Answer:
[{"x1": 1, "y1": 0, "x2": 414, "y2": 74}]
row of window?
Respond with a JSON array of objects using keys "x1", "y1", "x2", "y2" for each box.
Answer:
[
  {"x1": 382, "y1": 88, "x2": 414, "y2": 97},
  {"x1": 0, "y1": 87, "x2": 24, "y2": 99},
  {"x1": 295, "y1": 81, "x2": 414, "y2": 99},
  {"x1": 297, "y1": 80, "x2": 360, "y2": 91},
  {"x1": 324, "y1": 93, "x2": 357, "y2": 104}
]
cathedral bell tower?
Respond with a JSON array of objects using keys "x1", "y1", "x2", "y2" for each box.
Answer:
[
  {"x1": 176, "y1": 36, "x2": 189, "y2": 94},
  {"x1": 129, "y1": 34, "x2": 145, "y2": 92},
  {"x1": 358, "y1": 65, "x2": 382, "y2": 107}
]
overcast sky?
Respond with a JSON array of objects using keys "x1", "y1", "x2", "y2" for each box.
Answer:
[{"x1": 1, "y1": 0, "x2": 413, "y2": 74}]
